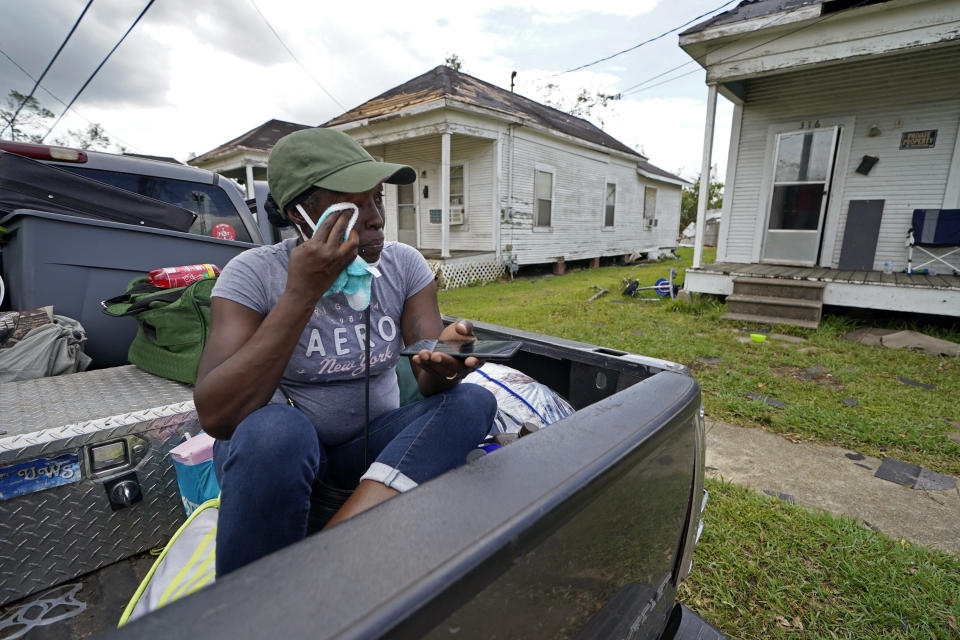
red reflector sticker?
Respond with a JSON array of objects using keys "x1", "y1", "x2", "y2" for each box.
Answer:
[{"x1": 212, "y1": 223, "x2": 236, "y2": 241}]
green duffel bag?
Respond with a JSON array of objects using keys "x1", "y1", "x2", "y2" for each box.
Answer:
[{"x1": 102, "y1": 277, "x2": 216, "y2": 384}]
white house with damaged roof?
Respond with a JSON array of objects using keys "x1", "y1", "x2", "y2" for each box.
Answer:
[
  {"x1": 322, "y1": 65, "x2": 689, "y2": 286},
  {"x1": 680, "y1": 0, "x2": 960, "y2": 326}
]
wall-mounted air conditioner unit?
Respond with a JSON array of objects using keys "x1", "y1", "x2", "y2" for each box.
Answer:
[
  {"x1": 645, "y1": 218, "x2": 658, "y2": 228},
  {"x1": 429, "y1": 208, "x2": 466, "y2": 225}
]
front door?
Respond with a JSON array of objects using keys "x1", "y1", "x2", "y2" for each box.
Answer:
[
  {"x1": 397, "y1": 180, "x2": 417, "y2": 247},
  {"x1": 761, "y1": 127, "x2": 840, "y2": 265}
]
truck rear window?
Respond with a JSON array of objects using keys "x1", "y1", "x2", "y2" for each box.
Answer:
[{"x1": 59, "y1": 167, "x2": 253, "y2": 243}]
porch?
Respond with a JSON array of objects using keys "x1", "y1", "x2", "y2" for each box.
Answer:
[
  {"x1": 686, "y1": 262, "x2": 960, "y2": 318},
  {"x1": 420, "y1": 249, "x2": 504, "y2": 289}
]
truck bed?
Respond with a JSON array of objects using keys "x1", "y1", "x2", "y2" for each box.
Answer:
[{"x1": 1, "y1": 319, "x2": 706, "y2": 640}]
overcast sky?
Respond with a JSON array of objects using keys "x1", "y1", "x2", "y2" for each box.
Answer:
[{"x1": 0, "y1": 0, "x2": 735, "y2": 181}]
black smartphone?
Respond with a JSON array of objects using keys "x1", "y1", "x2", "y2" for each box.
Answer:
[{"x1": 399, "y1": 339, "x2": 522, "y2": 361}]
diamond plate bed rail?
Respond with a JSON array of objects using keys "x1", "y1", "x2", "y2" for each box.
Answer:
[
  {"x1": 0, "y1": 365, "x2": 193, "y2": 436},
  {"x1": 0, "y1": 401, "x2": 196, "y2": 461},
  {"x1": 0, "y1": 367, "x2": 202, "y2": 606}
]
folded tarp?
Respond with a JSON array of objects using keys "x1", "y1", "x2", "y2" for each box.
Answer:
[
  {"x1": 0, "y1": 314, "x2": 91, "y2": 383},
  {"x1": 0, "y1": 151, "x2": 197, "y2": 232}
]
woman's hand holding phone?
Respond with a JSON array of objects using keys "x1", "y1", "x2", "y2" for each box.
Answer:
[{"x1": 410, "y1": 320, "x2": 482, "y2": 383}]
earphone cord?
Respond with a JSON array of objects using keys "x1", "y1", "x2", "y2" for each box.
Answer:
[{"x1": 364, "y1": 304, "x2": 371, "y2": 469}]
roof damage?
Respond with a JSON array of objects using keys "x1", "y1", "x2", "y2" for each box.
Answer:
[{"x1": 324, "y1": 65, "x2": 643, "y2": 158}]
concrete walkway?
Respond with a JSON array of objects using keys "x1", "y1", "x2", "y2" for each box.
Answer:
[{"x1": 705, "y1": 419, "x2": 960, "y2": 555}]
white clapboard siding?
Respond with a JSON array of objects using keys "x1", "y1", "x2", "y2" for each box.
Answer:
[
  {"x1": 500, "y1": 128, "x2": 675, "y2": 265},
  {"x1": 418, "y1": 136, "x2": 495, "y2": 251},
  {"x1": 724, "y1": 45, "x2": 960, "y2": 270},
  {"x1": 370, "y1": 135, "x2": 496, "y2": 251}
]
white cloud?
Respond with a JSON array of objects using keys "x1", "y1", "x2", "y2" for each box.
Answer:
[
  {"x1": 528, "y1": 0, "x2": 660, "y2": 24},
  {"x1": 2, "y1": 0, "x2": 736, "y2": 180},
  {"x1": 604, "y1": 95, "x2": 733, "y2": 181}
]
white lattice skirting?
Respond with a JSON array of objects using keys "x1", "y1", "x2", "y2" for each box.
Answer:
[{"x1": 428, "y1": 259, "x2": 506, "y2": 289}]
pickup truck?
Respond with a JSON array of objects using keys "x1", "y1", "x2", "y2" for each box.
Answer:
[
  {"x1": 0, "y1": 140, "x2": 264, "y2": 366},
  {"x1": 0, "y1": 141, "x2": 722, "y2": 640}
]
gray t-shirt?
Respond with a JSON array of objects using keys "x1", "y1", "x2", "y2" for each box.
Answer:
[{"x1": 212, "y1": 239, "x2": 435, "y2": 447}]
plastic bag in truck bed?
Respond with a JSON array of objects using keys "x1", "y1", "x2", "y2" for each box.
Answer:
[
  {"x1": 463, "y1": 363, "x2": 575, "y2": 434},
  {"x1": 118, "y1": 497, "x2": 219, "y2": 627},
  {"x1": 0, "y1": 309, "x2": 91, "y2": 382}
]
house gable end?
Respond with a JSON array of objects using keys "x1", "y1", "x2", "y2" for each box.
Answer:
[
  {"x1": 324, "y1": 66, "x2": 642, "y2": 159},
  {"x1": 680, "y1": 0, "x2": 960, "y2": 83}
]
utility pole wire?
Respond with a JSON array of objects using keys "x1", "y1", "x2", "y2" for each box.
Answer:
[
  {"x1": 1, "y1": 0, "x2": 94, "y2": 138},
  {"x1": 248, "y1": 0, "x2": 348, "y2": 111},
  {"x1": 620, "y1": 68, "x2": 701, "y2": 96},
  {"x1": 544, "y1": 0, "x2": 741, "y2": 79},
  {"x1": 619, "y1": 60, "x2": 696, "y2": 96},
  {"x1": 40, "y1": 0, "x2": 155, "y2": 142},
  {"x1": 617, "y1": 9, "x2": 801, "y2": 97},
  {"x1": 0, "y1": 45, "x2": 144, "y2": 152}
]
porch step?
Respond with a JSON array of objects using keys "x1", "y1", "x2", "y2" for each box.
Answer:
[
  {"x1": 725, "y1": 293, "x2": 821, "y2": 321},
  {"x1": 731, "y1": 277, "x2": 825, "y2": 300},
  {"x1": 720, "y1": 312, "x2": 821, "y2": 330},
  {"x1": 721, "y1": 276, "x2": 826, "y2": 328}
]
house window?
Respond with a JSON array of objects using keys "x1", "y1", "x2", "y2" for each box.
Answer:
[
  {"x1": 604, "y1": 183, "x2": 616, "y2": 227},
  {"x1": 450, "y1": 164, "x2": 464, "y2": 210},
  {"x1": 535, "y1": 168, "x2": 554, "y2": 227},
  {"x1": 397, "y1": 182, "x2": 416, "y2": 242},
  {"x1": 643, "y1": 186, "x2": 657, "y2": 223}
]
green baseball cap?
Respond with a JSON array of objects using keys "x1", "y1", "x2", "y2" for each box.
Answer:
[{"x1": 268, "y1": 127, "x2": 416, "y2": 212}]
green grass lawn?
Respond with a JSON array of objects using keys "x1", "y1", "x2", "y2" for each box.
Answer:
[
  {"x1": 681, "y1": 478, "x2": 960, "y2": 639},
  {"x1": 438, "y1": 248, "x2": 960, "y2": 476}
]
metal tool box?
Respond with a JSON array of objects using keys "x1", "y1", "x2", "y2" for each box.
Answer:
[{"x1": 0, "y1": 366, "x2": 199, "y2": 605}]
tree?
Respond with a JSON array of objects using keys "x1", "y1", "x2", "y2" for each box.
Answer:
[
  {"x1": 0, "y1": 90, "x2": 111, "y2": 150},
  {"x1": 680, "y1": 175, "x2": 723, "y2": 230},
  {"x1": 0, "y1": 90, "x2": 54, "y2": 143},
  {"x1": 66, "y1": 122, "x2": 111, "y2": 151},
  {"x1": 444, "y1": 54, "x2": 463, "y2": 71},
  {"x1": 538, "y1": 83, "x2": 619, "y2": 128}
]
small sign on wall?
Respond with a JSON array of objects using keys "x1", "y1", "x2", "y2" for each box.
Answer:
[{"x1": 900, "y1": 130, "x2": 937, "y2": 149}]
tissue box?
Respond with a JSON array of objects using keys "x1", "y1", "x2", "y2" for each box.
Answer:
[{"x1": 170, "y1": 433, "x2": 219, "y2": 515}]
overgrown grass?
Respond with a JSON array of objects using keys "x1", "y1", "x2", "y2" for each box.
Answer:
[
  {"x1": 438, "y1": 248, "x2": 960, "y2": 475},
  {"x1": 681, "y1": 478, "x2": 960, "y2": 639}
]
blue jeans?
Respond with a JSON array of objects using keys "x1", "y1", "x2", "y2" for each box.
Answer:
[{"x1": 212, "y1": 383, "x2": 496, "y2": 576}]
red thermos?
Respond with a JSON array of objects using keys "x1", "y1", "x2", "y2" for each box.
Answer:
[{"x1": 148, "y1": 264, "x2": 221, "y2": 289}]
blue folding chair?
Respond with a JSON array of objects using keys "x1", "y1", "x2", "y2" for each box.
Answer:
[{"x1": 906, "y1": 209, "x2": 960, "y2": 276}]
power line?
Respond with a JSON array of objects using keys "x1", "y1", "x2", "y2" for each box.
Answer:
[
  {"x1": 244, "y1": 2, "x2": 433, "y2": 183},
  {"x1": 543, "y1": 0, "x2": 741, "y2": 80},
  {"x1": 41, "y1": 0, "x2": 155, "y2": 142},
  {"x1": 620, "y1": 67, "x2": 702, "y2": 96},
  {"x1": 619, "y1": 60, "x2": 697, "y2": 96},
  {"x1": 0, "y1": 45, "x2": 145, "y2": 152},
  {"x1": 0, "y1": 0, "x2": 93, "y2": 138},
  {"x1": 248, "y1": 0, "x2": 348, "y2": 111},
  {"x1": 617, "y1": 9, "x2": 799, "y2": 97}
]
